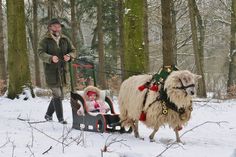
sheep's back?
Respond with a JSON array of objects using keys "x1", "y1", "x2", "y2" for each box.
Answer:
[{"x1": 118, "y1": 74, "x2": 152, "y2": 119}]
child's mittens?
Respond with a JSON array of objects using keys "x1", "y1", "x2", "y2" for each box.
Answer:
[{"x1": 94, "y1": 101, "x2": 100, "y2": 109}]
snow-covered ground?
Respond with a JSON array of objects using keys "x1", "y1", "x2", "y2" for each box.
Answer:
[{"x1": 0, "y1": 92, "x2": 236, "y2": 157}]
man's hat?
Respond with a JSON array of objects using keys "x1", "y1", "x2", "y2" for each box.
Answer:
[{"x1": 48, "y1": 18, "x2": 63, "y2": 27}]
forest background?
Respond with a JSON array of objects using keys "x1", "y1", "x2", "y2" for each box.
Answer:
[{"x1": 0, "y1": 0, "x2": 236, "y2": 99}]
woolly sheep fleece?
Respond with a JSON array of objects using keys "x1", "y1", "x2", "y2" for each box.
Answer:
[{"x1": 118, "y1": 70, "x2": 201, "y2": 140}]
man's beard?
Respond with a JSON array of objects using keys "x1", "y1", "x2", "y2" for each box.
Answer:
[{"x1": 51, "y1": 30, "x2": 60, "y2": 37}]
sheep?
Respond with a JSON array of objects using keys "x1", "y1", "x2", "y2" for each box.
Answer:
[{"x1": 118, "y1": 70, "x2": 201, "y2": 142}]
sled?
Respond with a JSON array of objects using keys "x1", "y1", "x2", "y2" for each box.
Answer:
[{"x1": 70, "y1": 91, "x2": 132, "y2": 133}]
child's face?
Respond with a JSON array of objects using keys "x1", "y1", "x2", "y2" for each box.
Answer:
[{"x1": 88, "y1": 94, "x2": 97, "y2": 101}]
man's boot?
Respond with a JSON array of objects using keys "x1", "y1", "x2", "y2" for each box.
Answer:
[
  {"x1": 45, "y1": 98, "x2": 55, "y2": 121},
  {"x1": 53, "y1": 98, "x2": 67, "y2": 124}
]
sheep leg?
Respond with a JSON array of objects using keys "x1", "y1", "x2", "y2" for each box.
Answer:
[
  {"x1": 123, "y1": 119, "x2": 139, "y2": 138},
  {"x1": 131, "y1": 120, "x2": 143, "y2": 140},
  {"x1": 133, "y1": 120, "x2": 139, "y2": 138},
  {"x1": 174, "y1": 128, "x2": 181, "y2": 143},
  {"x1": 149, "y1": 128, "x2": 158, "y2": 142}
]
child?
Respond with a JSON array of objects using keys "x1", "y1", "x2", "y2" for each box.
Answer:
[{"x1": 84, "y1": 86, "x2": 110, "y2": 113}]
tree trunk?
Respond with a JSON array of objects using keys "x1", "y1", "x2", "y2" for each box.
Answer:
[
  {"x1": 48, "y1": 0, "x2": 53, "y2": 19},
  {"x1": 0, "y1": 0, "x2": 7, "y2": 82},
  {"x1": 7, "y1": 0, "x2": 33, "y2": 99},
  {"x1": 70, "y1": 0, "x2": 78, "y2": 56},
  {"x1": 188, "y1": 0, "x2": 207, "y2": 97},
  {"x1": 97, "y1": 0, "x2": 107, "y2": 89},
  {"x1": 227, "y1": 0, "x2": 236, "y2": 88},
  {"x1": 33, "y1": 0, "x2": 41, "y2": 87},
  {"x1": 124, "y1": 0, "x2": 148, "y2": 78},
  {"x1": 118, "y1": 0, "x2": 125, "y2": 81},
  {"x1": 161, "y1": 0, "x2": 174, "y2": 66},
  {"x1": 144, "y1": 0, "x2": 150, "y2": 71},
  {"x1": 171, "y1": 1, "x2": 177, "y2": 65},
  {"x1": 78, "y1": 22, "x2": 85, "y2": 46},
  {"x1": 109, "y1": 1, "x2": 118, "y2": 72}
]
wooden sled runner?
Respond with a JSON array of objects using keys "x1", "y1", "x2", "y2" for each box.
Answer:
[{"x1": 70, "y1": 91, "x2": 132, "y2": 133}]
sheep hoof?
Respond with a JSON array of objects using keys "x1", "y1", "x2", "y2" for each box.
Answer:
[
  {"x1": 150, "y1": 138, "x2": 155, "y2": 142},
  {"x1": 176, "y1": 139, "x2": 183, "y2": 143},
  {"x1": 177, "y1": 140, "x2": 185, "y2": 145}
]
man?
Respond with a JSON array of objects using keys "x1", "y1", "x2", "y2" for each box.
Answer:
[{"x1": 38, "y1": 18, "x2": 76, "y2": 124}]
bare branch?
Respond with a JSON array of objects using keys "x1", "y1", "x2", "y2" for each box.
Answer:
[
  {"x1": 156, "y1": 121, "x2": 228, "y2": 157},
  {"x1": 30, "y1": 127, "x2": 34, "y2": 147},
  {"x1": 0, "y1": 137, "x2": 10, "y2": 149},
  {"x1": 28, "y1": 123, "x2": 69, "y2": 147},
  {"x1": 11, "y1": 141, "x2": 15, "y2": 157},
  {"x1": 42, "y1": 146, "x2": 52, "y2": 155},
  {"x1": 180, "y1": 121, "x2": 228, "y2": 138},
  {"x1": 17, "y1": 114, "x2": 47, "y2": 124},
  {"x1": 101, "y1": 135, "x2": 130, "y2": 157},
  {"x1": 218, "y1": 0, "x2": 231, "y2": 13},
  {"x1": 26, "y1": 144, "x2": 35, "y2": 157}
]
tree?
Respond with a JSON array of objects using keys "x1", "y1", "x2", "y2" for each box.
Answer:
[
  {"x1": 0, "y1": 0, "x2": 7, "y2": 82},
  {"x1": 7, "y1": 0, "x2": 32, "y2": 99},
  {"x1": 124, "y1": 0, "x2": 148, "y2": 78},
  {"x1": 33, "y1": 0, "x2": 41, "y2": 87},
  {"x1": 171, "y1": 1, "x2": 177, "y2": 65},
  {"x1": 97, "y1": 0, "x2": 107, "y2": 88},
  {"x1": 188, "y1": 0, "x2": 206, "y2": 97},
  {"x1": 144, "y1": 0, "x2": 149, "y2": 71},
  {"x1": 161, "y1": 0, "x2": 175, "y2": 66},
  {"x1": 227, "y1": 0, "x2": 236, "y2": 88},
  {"x1": 48, "y1": 0, "x2": 54, "y2": 19},
  {"x1": 118, "y1": 0, "x2": 125, "y2": 80},
  {"x1": 70, "y1": 0, "x2": 79, "y2": 55},
  {"x1": 105, "y1": 1, "x2": 119, "y2": 74}
]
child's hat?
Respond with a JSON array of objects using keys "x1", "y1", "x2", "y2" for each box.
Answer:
[{"x1": 87, "y1": 91, "x2": 97, "y2": 96}]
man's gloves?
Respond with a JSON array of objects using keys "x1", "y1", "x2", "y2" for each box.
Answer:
[
  {"x1": 52, "y1": 56, "x2": 59, "y2": 63},
  {"x1": 63, "y1": 54, "x2": 70, "y2": 62},
  {"x1": 51, "y1": 54, "x2": 70, "y2": 63}
]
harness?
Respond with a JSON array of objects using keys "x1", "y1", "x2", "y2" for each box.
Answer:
[
  {"x1": 139, "y1": 66, "x2": 194, "y2": 121},
  {"x1": 173, "y1": 79, "x2": 195, "y2": 96},
  {"x1": 174, "y1": 78, "x2": 195, "y2": 90},
  {"x1": 158, "y1": 87, "x2": 186, "y2": 116}
]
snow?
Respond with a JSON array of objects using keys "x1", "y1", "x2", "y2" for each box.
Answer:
[{"x1": 0, "y1": 93, "x2": 236, "y2": 157}]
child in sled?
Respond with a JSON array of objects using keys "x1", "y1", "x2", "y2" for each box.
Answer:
[{"x1": 84, "y1": 86, "x2": 110, "y2": 113}]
